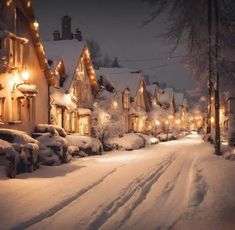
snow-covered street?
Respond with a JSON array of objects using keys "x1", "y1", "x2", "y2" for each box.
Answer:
[{"x1": 1, "y1": 134, "x2": 235, "y2": 230}]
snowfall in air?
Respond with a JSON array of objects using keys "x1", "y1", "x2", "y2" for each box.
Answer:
[{"x1": 0, "y1": 133, "x2": 235, "y2": 230}]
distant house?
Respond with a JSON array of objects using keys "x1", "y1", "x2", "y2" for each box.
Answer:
[
  {"x1": 157, "y1": 88, "x2": 176, "y2": 114},
  {"x1": 224, "y1": 96, "x2": 235, "y2": 145},
  {"x1": 96, "y1": 67, "x2": 150, "y2": 133},
  {"x1": 0, "y1": 0, "x2": 53, "y2": 133},
  {"x1": 174, "y1": 92, "x2": 188, "y2": 121},
  {"x1": 44, "y1": 39, "x2": 98, "y2": 136},
  {"x1": 146, "y1": 83, "x2": 159, "y2": 108}
]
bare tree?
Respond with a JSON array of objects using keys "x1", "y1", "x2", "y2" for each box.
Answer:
[
  {"x1": 86, "y1": 39, "x2": 102, "y2": 68},
  {"x1": 142, "y1": 0, "x2": 235, "y2": 154}
]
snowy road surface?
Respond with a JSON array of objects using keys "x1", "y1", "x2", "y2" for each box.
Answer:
[{"x1": 1, "y1": 134, "x2": 235, "y2": 230}]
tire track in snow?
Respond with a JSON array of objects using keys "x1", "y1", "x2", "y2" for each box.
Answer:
[
  {"x1": 87, "y1": 153, "x2": 176, "y2": 230},
  {"x1": 11, "y1": 165, "x2": 125, "y2": 230}
]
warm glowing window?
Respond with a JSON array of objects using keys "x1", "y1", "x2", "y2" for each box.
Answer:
[
  {"x1": 7, "y1": 37, "x2": 24, "y2": 68},
  {"x1": 0, "y1": 98, "x2": 5, "y2": 121},
  {"x1": 56, "y1": 107, "x2": 63, "y2": 127},
  {"x1": 82, "y1": 84, "x2": 88, "y2": 101},
  {"x1": 123, "y1": 92, "x2": 130, "y2": 109},
  {"x1": 79, "y1": 116, "x2": 89, "y2": 135},
  {"x1": 136, "y1": 91, "x2": 142, "y2": 107},
  {"x1": 15, "y1": 97, "x2": 35, "y2": 122},
  {"x1": 78, "y1": 59, "x2": 84, "y2": 75}
]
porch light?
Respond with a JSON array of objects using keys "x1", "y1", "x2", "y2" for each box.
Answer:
[
  {"x1": 21, "y1": 68, "x2": 29, "y2": 82},
  {"x1": 112, "y1": 101, "x2": 118, "y2": 108},
  {"x1": 211, "y1": 117, "x2": 215, "y2": 124}
]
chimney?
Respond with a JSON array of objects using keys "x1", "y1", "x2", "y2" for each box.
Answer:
[
  {"x1": 74, "y1": 28, "x2": 83, "y2": 41},
  {"x1": 53, "y1": 30, "x2": 61, "y2": 41},
  {"x1": 62, "y1": 15, "x2": 73, "y2": 40}
]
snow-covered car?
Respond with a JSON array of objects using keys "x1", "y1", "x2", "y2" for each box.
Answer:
[
  {"x1": 0, "y1": 139, "x2": 20, "y2": 178},
  {"x1": 66, "y1": 134, "x2": 103, "y2": 155},
  {"x1": 36, "y1": 132, "x2": 70, "y2": 164},
  {"x1": 0, "y1": 129, "x2": 39, "y2": 173},
  {"x1": 35, "y1": 124, "x2": 67, "y2": 137}
]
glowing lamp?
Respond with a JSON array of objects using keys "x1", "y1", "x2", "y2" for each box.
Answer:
[
  {"x1": 211, "y1": 117, "x2": 215, "y2": 124},
  {"x1": 26, "y1": 0, "x2": 31, "y2": 7},
  {"x1": 112, "y1": 101, "x2": 118, "y2": 108},
  {"x1": 33, "y1": 21, "x2": 39, "y2": 30},
  {"x1": 165, "y1": 120, "x2": 169, "y2": 125},
  {"x1": 22, "y1": 69, "x2": 29, "y2": 82},
  {"x1": 155, "y1": 120, "x2": 160, "y2": 126}
]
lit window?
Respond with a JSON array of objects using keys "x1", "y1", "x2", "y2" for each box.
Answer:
[
  {"x1": 123, "y1": 92, "x2": 130, "y2": 109},
  {"x1": 6, "y1": 37, "x2": 25, "y2": 68},
  {"x1": 79, "y1": 116, "x2": 89, "y2": 135},
  {"x1": 0, "y1": 98, "x2": 5, "y2": 121}
]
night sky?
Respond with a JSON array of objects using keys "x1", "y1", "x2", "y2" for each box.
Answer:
[{"x1": 33, "y1": 0, "x2": 195, "y2": 91}]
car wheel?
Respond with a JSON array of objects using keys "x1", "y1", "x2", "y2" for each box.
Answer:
[{"x1": 6, "y1": 160, "x2": 17, "y2": 178}]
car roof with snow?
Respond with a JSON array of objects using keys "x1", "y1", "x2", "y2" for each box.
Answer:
[{"x1": 96, "y1": 67, "x2": 143, "y2": 97}]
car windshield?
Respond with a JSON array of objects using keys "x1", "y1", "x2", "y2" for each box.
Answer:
[{"x1": 0, "y1": 133, "x2": 14, "y2": 143}]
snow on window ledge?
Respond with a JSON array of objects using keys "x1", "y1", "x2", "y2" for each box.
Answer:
[{"x1": 8, "y1": 120, "x2": 22, "y2": 125}]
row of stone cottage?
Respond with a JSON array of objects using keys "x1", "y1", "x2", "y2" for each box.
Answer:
[{"x1": 0, "y1": 0, "x2": 188, "y2": 137}]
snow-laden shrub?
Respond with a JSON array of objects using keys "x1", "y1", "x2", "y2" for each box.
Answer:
[
  {"x1": 105, "y1": 133, "x2": 145, "y2": 151},
  {"x1": 92, "y1": 90, "x2": 126, "y2": 143}
]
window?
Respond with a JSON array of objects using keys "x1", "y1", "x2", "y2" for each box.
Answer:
[
  {"x1": 0, "y1": 98, "x2": 5, "y2": 122},
  {"x1": 0, "y1": 39, "x2": 3, "y2": 50},
  {"x1": 82, "y1": 84, "x2": 88, "y2": 101},
  {"x1": 79, "y1": 116, "x2": 89, "y2": 135},
  {"x1": 136, "y1": 92, "x2": 142, "y2": 107},
  {"x1": 78, "y1": 59, "x2": 84, "y2": 75},
  {"x1": 56, "y1": 107, "x2": 63, "y2": 127},
  {"x1": 17, "y1": 98, "x2": 23, "y2": 121},
  {"x1": 6, "y1": 37, "x2": 25, "y2": 69},
  {"x1": 123, "y1": 92, "x2": 130, "y2": 109}
]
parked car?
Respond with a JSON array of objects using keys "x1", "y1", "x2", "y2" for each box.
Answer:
[
  {"x1": 0, "y1": 139, "x2": 20, "y2": 178},
  {"x1": 34, "y1": 126, "x2": 71, "y2": 164},
  {"x1": 0, "y1": 129, "x2": 39, "y2": 174}
]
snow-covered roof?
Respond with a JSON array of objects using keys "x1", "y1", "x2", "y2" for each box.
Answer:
[
  {"x1": 96, "y1": 67, "x2": 143, "y2": 98},
  {"x1": 50, "y1": 87, "x2": 77, "y2": 111},
  {"x1": 174, "y1": 92, "x2": 185, "y2": 107},
  {"x1": 44, "y1": 40, "x2": 86, "y2": 91},
  {"x1": 77, "y1": 108, "x2": 92, "y2": 116},
  {"x1": 146, "y1": 84, "x2": 157, "y2": 97},
  {"x1": 158, "y1": 88, "x2": 174, "y2": 105}
]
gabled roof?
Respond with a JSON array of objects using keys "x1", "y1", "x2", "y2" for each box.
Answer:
[
  {"x1": 2, "y1": 0, "x2": 54, "y2": 84},
  {"x1": 96, "y1": 67, "x2": 143, "y2": 98},
  {"x1": 158, "y1": 88, "x2": 174, "y2": 105},
  {"x1": 44, "y1": 40, "x2": 85, "y2": 91},
  {"x1": 146, "y1": 84, "x2": 158, "y2": 97}
]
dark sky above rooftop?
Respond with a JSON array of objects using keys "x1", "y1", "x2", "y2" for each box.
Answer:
[{"x1": 32, "y1": 0, "x2": 195, "y2": 91}]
